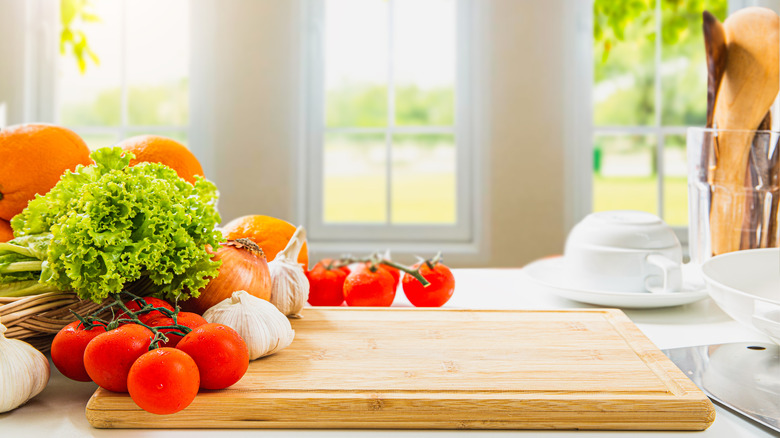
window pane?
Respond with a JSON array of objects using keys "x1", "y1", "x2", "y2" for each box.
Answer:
[
  {"x1": 325, "y1": 0, "x2": 388, "y2": 128},
  {"x1": 593, "y1": 1, "x2": 655, "y2": 126},
  {"x1": 126, "y1": 0, "x2": 189, "y2": 126},
  {"x1": 394, "y1": 0, "x2": 455, "y2": 126},
  {"x1": 391, "y1": 134, "x2": 455, "y2": 224},
  {"x1": 593, "y1": 134, "x2": 658, "y2": 214},
  {"x1": 125, "y1": 131, "x2": 188, "y2": 148},
  {"x1": 323, "y1": 133, "x2": 387, "y2": 223},
  {"x1": 660, "y1": 1, "x2": 727, "y2": 126},
  {"x1": 76, "y1": 132, "x2": 119, "y2": 151},
  {"x1": 58, "y1": 0, "x2": 122, "y2": 126},
  {"x1": 663, "y1": 134, "x2": 688, "y2": 225}
]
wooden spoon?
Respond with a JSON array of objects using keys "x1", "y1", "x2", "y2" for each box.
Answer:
[
  {"x1": 710, "y1": 6, "x2": 779, "y2": 256},
  {"x1": 703, "y1": 11, "x2": 727, "y2": 129}
]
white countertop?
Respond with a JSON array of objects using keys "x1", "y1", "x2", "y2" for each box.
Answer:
[{"x1": 1, "y1": 268, "x2": 776, "y2": 437}]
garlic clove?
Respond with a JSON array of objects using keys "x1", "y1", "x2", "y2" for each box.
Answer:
[
  {"x1": 268, "y1": 226, "x2": 310, "y2": 317},
  {"x1": 203, "y1": 290, "x2": 295, "y2": 360},
  {"x1": 0, "y1": 321, "x2": 50, "y2": 413}
]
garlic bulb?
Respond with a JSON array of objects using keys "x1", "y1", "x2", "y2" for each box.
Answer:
[
  {"x1": 267, "y1": 226, "x2": 309, "y2": 317},
  {"x1": 0, "y1": 321, "x2": 50, "y2": 413},
  {"x1": 203, "y1": 290, "x2": 295, "y2": 360}
]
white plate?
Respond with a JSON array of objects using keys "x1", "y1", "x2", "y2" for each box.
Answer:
[{"x1": 522, "y1": 256, "x2": 709, "y2": 309}]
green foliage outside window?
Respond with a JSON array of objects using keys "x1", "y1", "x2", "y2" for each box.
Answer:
[
  {"x1": 326, "y1": 84, "x2": 455, "y2": 129},
  {"x1": 59, "y1": 80, "x2": 190, "y2": 127},
  {"x1": 60, "y1": 0, "x2": 100, "y2": 73}
]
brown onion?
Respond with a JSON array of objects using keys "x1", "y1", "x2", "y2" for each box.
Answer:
[{"x1": 181, "y1": 239, "x2": 272, "y2": 315}]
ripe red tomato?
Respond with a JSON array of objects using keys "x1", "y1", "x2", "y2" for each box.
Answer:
[
  {"x1": 145, "y1": 312, "x2": 207, "y2": 348},
  {"x1": 120, "y1": 297, "x2": 174, "y2": 324},
  {"x1": 306, "y1": 259, "x2": 348, "y2": 306},
  {"x1": 353, "y1": 262, "x2": 400, "y2": 291},
  {"x1": 51, "y1": 321, "x2": 107, "y2": 382},
  {"x1": 83, "y1": 324, "x2": 154, "y2": 392},
  {"x1": 127, "y1": 348, "x2": 200, "y2": 415},
  {"x1": 382, "y1": 265, "x2": 400, "y2": 290},
  {"x1": 176, "y1": 323, "x2": 249, "y2": 390},
  {"x1": 402, "y1": 261, "x2": 455, "y2": 307},
  {"x1": 343, "y1": 265, "x2": 395, "y2": 306}
]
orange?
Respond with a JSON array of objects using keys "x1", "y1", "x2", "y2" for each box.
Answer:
[
  {"x1": 117, "y1": 135, "x2": 204, "y2": 185},
  {"x1": 0, "y1": 124, "x2": 92, "y2": 221},
  {"x1": 221, "y1": 215, "x2": 309, "y2": 269},
  {"x1": 0, "y1": 219, "x2": 13, "y2": 242}
]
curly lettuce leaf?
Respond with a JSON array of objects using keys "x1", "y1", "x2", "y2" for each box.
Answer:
[
  {"x1": 11, "y1": 148, "x2": 132, "y2": 236},
  {"x1": 11, "y1": 147, "x2": 223, "y2": 302}
]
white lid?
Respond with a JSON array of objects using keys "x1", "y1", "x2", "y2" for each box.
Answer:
[{"x1": 566, "y1": 210, "x2": 680, "y2": 250}]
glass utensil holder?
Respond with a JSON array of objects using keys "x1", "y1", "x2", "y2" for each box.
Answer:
[{"x1": 688, "y1": 128, "x2": 780, "y2": 264}]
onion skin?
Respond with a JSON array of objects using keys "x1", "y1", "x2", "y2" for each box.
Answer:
[{"x1": 181, "y1": 239, "x2": 272, "y2": 315}]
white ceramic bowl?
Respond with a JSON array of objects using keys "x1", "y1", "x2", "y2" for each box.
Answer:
[
  {"x1": 564, "y1": 211, "x2": 683, "y2": 293},
  {"x1": 702, "y1": 248, "x2": 780, "y2": 343}
]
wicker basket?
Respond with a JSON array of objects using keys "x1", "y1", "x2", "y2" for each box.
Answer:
[{"x1": 0, "y1": 292, "x2": 107, "y2": 353}]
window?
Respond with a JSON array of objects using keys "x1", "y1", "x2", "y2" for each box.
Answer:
[
  {"x1": 592, "y1": 0, "x2": 728, "y2": 228},
  {"x1": 304, "y1": 0, "x2": 476, "y2": 246},
  {"x1": 55, "y1": 0, "x2": 190, "y2": 149}
]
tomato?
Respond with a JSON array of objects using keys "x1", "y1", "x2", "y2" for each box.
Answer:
[
  {"x1": 402, "y1": 261, "x2": 455, "y2": 307},
  {"x1": 343, "y1": 265, "x2": 395, "y2": 307},
  {"x1": 306, "y1": 259, "x2": 348, "y2": 306},
  {"x1": 120, "y1": 297, "x2": 174, "y2": 324},
  {"x1": 83, "y1": 324, "x2": 154, "y2": 392},
  {"x1": 145, "y1": 312, "x2": 207, "y2": 348},
  {"x1": 51, "y1": 321, "x2": 107, "y2": 382},
  {"x1": 353, "y1": 262, "x2": 400, "y2": 291},
  {"x1": 127, "y1": 348, "x2": 200, "y2": 415},
  {"x1": 176, "y1": 323, "x2": 249, "y2": 390},
  {"x1": 382, "y1": 265, "x2": 401, "y2": 291}
]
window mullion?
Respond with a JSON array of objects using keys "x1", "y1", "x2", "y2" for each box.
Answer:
[
  {"x1": 654, "y1": 0, "x2": 664, "y2": 220},
  {"x1": 119, "y1": 0, "x2": 129, "y2": 140},
  {"x1": 385, "y1": 0, "x2": 395, "y2": 226}
]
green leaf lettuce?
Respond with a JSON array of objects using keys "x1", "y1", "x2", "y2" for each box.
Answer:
[{"x1": 9, "y1": 147, "x2": 223, "y2": 302}]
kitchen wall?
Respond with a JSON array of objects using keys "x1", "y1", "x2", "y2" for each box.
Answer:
[{"x1": 191, "y1": 0, "x2": 572, "y2": 268}]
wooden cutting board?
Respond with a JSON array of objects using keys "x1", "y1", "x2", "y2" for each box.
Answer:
[{"x1": 86, "y1": 308, "x2": 715, "y2": 430}]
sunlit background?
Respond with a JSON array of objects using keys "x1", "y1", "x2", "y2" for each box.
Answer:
[
  {"x1": 54, "y1": 0, "x2": 725, "y2": 229},
  {"x1": 0, "y1": 0, "x2": 739, "y2": 264},
  {"x1": 58, "y1": 0, "x2": 189, "y2": 148}
]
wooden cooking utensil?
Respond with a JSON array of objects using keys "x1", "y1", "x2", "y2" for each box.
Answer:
[
  {"x1": 711, "y1": 7, "x2": 779, "y2": 255},
  {"x1": 703, "y1": 11, "x2": 727, "y2": 129}
]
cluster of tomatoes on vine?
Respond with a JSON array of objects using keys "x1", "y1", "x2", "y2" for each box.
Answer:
[
  {"x1": 50, "y1": 294, "x2": 249, "y2": 415},
  {"x1": 306, "y1": 252, "x2": 455, "y2": 307}
]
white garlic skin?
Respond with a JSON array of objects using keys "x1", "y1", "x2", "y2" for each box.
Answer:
[
  {"x1": 203, "y1": 290, "x2": 295, "y2": 360},
  {"x1": 268, "y1": 261, "x2": 309, "y2": 318},
  {"x1": 0, "y1": 322, "x2": 50, "y2": 413},
  {"x1": 268, "y1": 226, "x2": 309, "y2": 317}
]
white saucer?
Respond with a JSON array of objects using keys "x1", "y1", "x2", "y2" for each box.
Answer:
[{"x1": 522, "y1": 256, "x2": 709, "y2": 309}]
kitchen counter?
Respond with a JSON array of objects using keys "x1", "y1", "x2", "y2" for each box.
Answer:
[{"x1": 1, "y1": 268, "x2": 775, "y2": 437}]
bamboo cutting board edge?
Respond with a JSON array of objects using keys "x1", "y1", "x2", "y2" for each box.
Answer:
[{"x1": 85, "y1": 308, "x2": 715, "y2": 430}]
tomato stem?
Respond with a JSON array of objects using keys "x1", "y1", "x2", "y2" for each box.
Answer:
[
  {"x1": 73, "y1": 291, "x2": 195, "y2": 350},
  {"x1": 425, "y1": 252, "x2": 442, "y2": 271},
  {"x1": 334, "y1": 253, "x2": 431, "y2": 287}
]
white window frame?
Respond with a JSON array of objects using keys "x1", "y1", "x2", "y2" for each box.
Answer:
[{"x1": 300, "y1": 0, "x2": 481, "y2": 252}]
